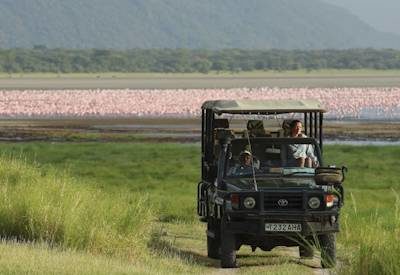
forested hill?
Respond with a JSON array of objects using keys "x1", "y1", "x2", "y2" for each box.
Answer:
[{"x1": 1, "y1": 0, "x2": 400, "y2": 49}]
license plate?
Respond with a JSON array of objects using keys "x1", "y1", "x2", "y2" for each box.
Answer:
[{"x1": 265, "y1": 223, "x2": 302, "y2": 232}]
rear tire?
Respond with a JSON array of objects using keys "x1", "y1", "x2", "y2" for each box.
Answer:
[{"x1": 319, "y1": 233, "x2": 336, "y2": 268}]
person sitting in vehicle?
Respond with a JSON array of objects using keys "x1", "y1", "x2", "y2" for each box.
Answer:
[
  {"x1": 287, "y1": 120, "x2": 319, "y2": 168},
  {"x1": 228, "y1": 150, "x2": 260, "y2": 176}
]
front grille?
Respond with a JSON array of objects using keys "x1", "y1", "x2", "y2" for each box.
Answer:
[{"x1": 264, "y1": 192, "x2": 303, "y2": 210}]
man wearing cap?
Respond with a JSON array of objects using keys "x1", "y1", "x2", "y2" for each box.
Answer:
[{"x1": 228, "y1": 150, "x2": 260, "y2": 176}]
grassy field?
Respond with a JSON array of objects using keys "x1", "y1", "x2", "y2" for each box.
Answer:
[
  {"x1": 0, "y1": 142, "x2": 398, "y2": 274},
  {"x1": 0, "y1": 69, "x2": 399, "y2": 89}
]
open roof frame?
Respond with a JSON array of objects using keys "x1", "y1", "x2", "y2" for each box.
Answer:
[{"x1": 201, "y1": 99, "x2": 326, "y2": 115}]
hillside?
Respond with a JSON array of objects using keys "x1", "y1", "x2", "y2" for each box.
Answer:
[
  {"x1": 0, "y1": 0, "x2": 400, "y2": 49},
  {"x1": 323, "y1": 0, "x2": 400, "y2": 35}
]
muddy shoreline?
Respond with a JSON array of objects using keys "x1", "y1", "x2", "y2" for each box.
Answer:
[{"x1": 0, "y1": 118, "x2": 399, "y2": 143}]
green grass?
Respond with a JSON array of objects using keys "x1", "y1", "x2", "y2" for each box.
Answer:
[
  {"x1": 0, "y1": 142, "x2": 199, "y2": 222},
  {"x1": 337, "y1": 188, "x2": 400, "y2": 275},
  {"x1": 0, "y1": 241, "x2": 148, "y2": 275},
  {"x1": 0, "y1": 155, "x2": 154, "y2": 257},
  {"x1": 0, "y1": 238, "x2": 211, "y2": 275},
  {"x1": 0, "y1": 143, "x2": 398, "y2": 273},
  {"x1": 324, "y1": 145, "x2": 400, "y2": 189},
  {"x1": 324, "y1": 146, "x2": 400, "y2": 275}
]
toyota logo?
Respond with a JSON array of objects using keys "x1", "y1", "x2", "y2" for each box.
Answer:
[{"x1": 277, "y1": 199, "x2": 289, "y2": 207}]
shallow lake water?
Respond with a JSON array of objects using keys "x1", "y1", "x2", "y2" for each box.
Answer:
[{"x1": 325, "y1": 139, "x2": 400, "y2": 146}]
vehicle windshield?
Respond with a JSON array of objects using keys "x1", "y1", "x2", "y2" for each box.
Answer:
[{"x1": 224, "y1": 138, "x2": 321, "y2": 185}]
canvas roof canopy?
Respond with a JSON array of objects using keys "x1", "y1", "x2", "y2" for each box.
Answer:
[{"x1": 201, "y1": 99, "x2": 326, "y2": 114}]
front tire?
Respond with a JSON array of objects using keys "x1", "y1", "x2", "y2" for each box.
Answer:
[
  {"x1": 207, "y1": 220, "x2": 220, "y2": 259},
  {"x1": 220, "y1": 226, "x2": 236, "y2": 268},
  {"x1": 220, "y1": 217, "x2": 236, "y2": 268},
  {"x1": 299, "y1": 244, "x2": 314, "y2": 258},
  {"x1": 319, "y1": 233, "x2": 336, "y2": 268},
  {"x1": 207, "y1": 235, "x2": 220, "y2": 259}
]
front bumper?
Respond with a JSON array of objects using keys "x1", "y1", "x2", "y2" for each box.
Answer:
[{"x1": 225, "y1": 210, "x2": 339, "y2": 236}]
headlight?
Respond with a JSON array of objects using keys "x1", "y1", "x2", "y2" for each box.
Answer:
[
  {"x1": 243, "y1": 197, "x2": 256, "y2": 209},
  {"x1": 308, "y1": 197, "x2": 321, "y2": 209}
]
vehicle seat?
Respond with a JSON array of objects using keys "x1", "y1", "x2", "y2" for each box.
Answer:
[
  {"x1": 262, "y1": 146, "x2": 282, "y2": 167},
  {"x1": 281, "y1": 119, "x2": 294, "y2": 137},
  {"x1": 214, "y1": 118, "x2": 229, "y2": 129},
  {"x1": 244, "y1": 120, "x2": 271, "y2": 137},
  {"x1": 213, "y1": 118, "x2": 230, "y2": 150}
]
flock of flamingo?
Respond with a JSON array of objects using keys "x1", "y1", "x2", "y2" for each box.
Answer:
[{"x1": 0, "y1": 87, "x2": 399, "y2": 120}]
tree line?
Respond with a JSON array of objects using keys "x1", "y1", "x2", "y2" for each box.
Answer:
[{"x1": 0, "y1": 47, "x2": 400, "y2": 73}]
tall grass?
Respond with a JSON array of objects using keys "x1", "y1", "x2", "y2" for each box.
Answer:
[
  {"x1": 0, "y1": 143, "x2": 399, "y2": 273},
  {"x1": 0, "y1": 142, "x2": 200, "y2": 222},
  {"x1": 324, "y1": 146, "x2": 400, "y2": 275},
  {"x1": 338, "y1": 189, "x2": 400, "y2": 275},
  {"x1": 0, "y1": 155, "x2": 153, "y2": 258}
]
